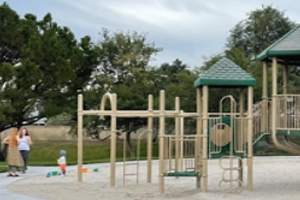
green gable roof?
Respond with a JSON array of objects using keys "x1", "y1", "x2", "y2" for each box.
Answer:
[
  {"x1": 194, "y1": 57, "x2": 256, "y2": 88},
  {"x1": 256, "y1": 24, "x2": 300, "y2": 62}
]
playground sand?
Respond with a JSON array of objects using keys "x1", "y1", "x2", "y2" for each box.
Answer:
[{"x1": 8, "y1": 156, "x2": 300, "y2": 200}]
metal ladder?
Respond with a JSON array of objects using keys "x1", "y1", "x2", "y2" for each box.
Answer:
[
  {"x1": 122, "y1": 129, "x2": 150, "y2": 185},
  {"x1": 219, "y1": 156, "x2": 243, "y2": 195},
  {"x1": 123, "y1": 161, "x2": 138, "y2": 185}
]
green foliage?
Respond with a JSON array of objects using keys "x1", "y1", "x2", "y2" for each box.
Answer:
[
  {"x1": 226, "y1": 5, "x2": 295, "y2": 58},
  {"x1": 82, "y1": 29, "x2": 163, "y2": 131},
  {"x1": 150, "y1": 59, "x2": 196, "y2": 111},
  {"x1": 47, "y1": 113, "x2": 72, "y2": 126},
  {"x1": 98, "y1": 29, "x2": 162, "y2": 85},
  {"x1": 0, "y1": 3, "x2": 99, "y2": 132}
]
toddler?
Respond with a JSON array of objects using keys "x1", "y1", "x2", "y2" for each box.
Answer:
[{"x1": 57, "y1": 150, "x2": 67, "y2": 176}]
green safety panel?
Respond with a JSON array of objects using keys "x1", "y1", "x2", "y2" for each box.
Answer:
[
  {"x1": 276, "y1": 130, "x2": 300, "y2": 136},
  {"x1": 164, "y1": 171, "x2": 201, "y2": 177},
  {"x1": 208, "y1": 116, "x2": 246, "y2": 159}
]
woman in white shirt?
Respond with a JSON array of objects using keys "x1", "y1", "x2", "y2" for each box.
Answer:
[{"x1": 18, "y1": 128, "x2": 32, "y2": 172}]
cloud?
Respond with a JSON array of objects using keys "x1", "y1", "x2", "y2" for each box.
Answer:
[
  {"x1": 53, "y1": 0, "x2": 238, "y2": 66},
  {"x1": 6, "y1": 0, "x2": 300, "y2": 67}
]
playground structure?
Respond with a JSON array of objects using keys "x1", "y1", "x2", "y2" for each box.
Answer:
[
  {"x1": 77, "y1": 24, "x2": 300, "y2": 194},
  {"x1": 255, "y1": 24, "x2": 300, "y2": 155},
  {"x1": 77, "y1": 90, "x2": 203, "y2": 193},
  {"x1": 77, "y1": 57, "x2": 256, "y2": 194}
]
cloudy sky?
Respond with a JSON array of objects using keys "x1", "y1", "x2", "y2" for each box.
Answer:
[{"x1": 3, "y1": 0, "x2": 300, "y2": 67}]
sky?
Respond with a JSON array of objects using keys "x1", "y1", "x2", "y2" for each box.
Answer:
[{"x1": 3, "y1": 0, "x2": 300, "y2": 68}]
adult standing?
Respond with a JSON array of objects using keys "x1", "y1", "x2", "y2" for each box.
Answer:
[
  {"x1": 2, "y1": 128, "x2": 24, "y2": 177},
  {"x1": 18, "y1": 128, "x2": 32, "y2": 172}
]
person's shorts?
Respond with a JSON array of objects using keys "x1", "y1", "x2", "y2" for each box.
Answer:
[{"x1": 59, "y1": 163, "x2": 66, "y2": 170}]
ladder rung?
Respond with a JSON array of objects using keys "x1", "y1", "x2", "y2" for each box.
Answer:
[
  {"x1": 124, "y1": 173, "x2": 137, "y2": 176},
  {"x1": 186, "y1": 167, "x2": 195, "y2": 170},
  {"x1": 124, "y1": 162, "x2": 138, "y2": 166}
]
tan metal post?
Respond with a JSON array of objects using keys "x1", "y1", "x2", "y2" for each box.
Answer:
[
  {"x1": 196, "y1": 87, "x2": 202, "y2": 188},
  {"x1": 175, "y1": 97, "x2": 181, "y2": 172},
  {"x1": 283, "y1": 64, "x2": 288, "y2": 128},
  {"x1": 239, "y1": 88, "x2": 245, "y2": 143},
  {"x1": 110, "y1": 94, "x2": 117, "y2": 186},
  {"x1": 283, "y1": 64, "x2": 288, "y2": 94},
  {"x1": 239, "y1": 88, "x2": 244, "y2": 186},
  {"x1": 202, "y1": 85, "x2": 209, "y2": 192},
  {"x1": 262, "y1": 62, "x2": 268, "y2": 132},
  {"x1": 147, "y1": 95, "x2": 153, "y2": 183},
  {"x1": 272, "y1": 57, "x2": 278, "y2": 140},
  {"x1": 159, "y1": 90, "x2": 165, "y2": 193},
  {"x1": 247, "y1": 86, "x2": 253, "y2": 191},
  {"x1": 77, "y1": 94, "x2": 83, "y2": 182},
  {"x1": 180, "y1": 110, "x2": 184, "y2": 171}
]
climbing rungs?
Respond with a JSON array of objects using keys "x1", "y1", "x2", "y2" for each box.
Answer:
[{"x1": 221, "y1": 178, "x2": 241, "y2": 183}]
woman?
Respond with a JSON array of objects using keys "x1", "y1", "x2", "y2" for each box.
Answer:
[
  {"x1": 2, "y1": 128, "x2": 24, "y2": 177},
  {"x1": 18, "y1": 128, "x2": 32, "y2": 172}
]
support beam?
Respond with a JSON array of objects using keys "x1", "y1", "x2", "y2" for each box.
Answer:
[
  {"x1": 283, "y1": 64, "x2": 288, "y2": 128},
  {"x1": 262, "y1": 62, "x2": 268, "y2": 132},
  {"x1": 110, "y1": 94, "x2": 117, "y2": 186},
  {"x1": 159, "y1": 90, "x2": 166, "y2": 193},
  {"x1": 262, "y1": 62, "x2": 268, "y2": 100},
  {"x1": 180, "y1": 110, "x2": 184, "y2": 171},
  {"x1": 283, "y1": 64, "x2": 288, "y2": 95},
  {"x1": 196, "y1": 87, "x2": 202, "y2": 188},
  {"x1": 247, "y1": 86, "x2": 253, "y2": 191},
  {"x1": 175, "y1": 97, "x2": 181, "y2": 172},
  {"x1": 238, "y1": 88, "x2": 244, "y2": 186},
  {"x1": 147, "y1": 95, "x2": 153, "y2": 183},
  {"x1": 82, "y1": 110, "x2": 199, "y2": 118},
  {"x1": 77, "y1": 94, "x2": 83, "y2": 182},
  {"x1": 202, "y1": 85, "x2": 209, "y2": 192}
]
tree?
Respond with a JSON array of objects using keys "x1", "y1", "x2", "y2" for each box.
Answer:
[
  {"x1": 154, "y1": 59, "x2": 196, "y2": 111},
  {"x1": 77, "y1": 30, "x2": 162, "y2": 157},
  {"x1": 0, "y1": 4, "x2": 99, "y2": 132},
  {"x1": 227, "y1": 5, "x2": 296, "y2": 101},
  {"x1": 0, "y1": 3, "x2": 22, "y2": 65},
  {"x1": 98, "y1": 29, "x2": 162, "y2": 85},
  {"x1": 196, "y1": 5, "x2": 297, "y2": 107},
  {"x1": 226, "y1": 5, "x2": 295, "y2": 58},
  {"x1": 82, "y1": 30, "x2": 162, "y2": 131}
]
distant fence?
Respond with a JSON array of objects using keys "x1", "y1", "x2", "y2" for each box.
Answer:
[
  {"x1": 0, "y1": 126, "x2": 79, "y2": 141},
  {"x1": 0, "y1": 126, "x2": 152, "y2": 141}
]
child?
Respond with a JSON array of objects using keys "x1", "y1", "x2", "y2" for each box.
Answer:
[{"x1": 57, "y1": 150, "x2": 67, "y2": 176}]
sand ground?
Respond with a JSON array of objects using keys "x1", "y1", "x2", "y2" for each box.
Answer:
[{"x1": 8, "y1": 156, "x2": 300, "y2": 200}]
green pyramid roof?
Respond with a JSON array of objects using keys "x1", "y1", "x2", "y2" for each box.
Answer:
[
  {"x1": 194, "y1": 57, "x2": 256, "y2": 88},
  {"x1": 256, "y1": 24, "x2": 300, "y2": 63}
]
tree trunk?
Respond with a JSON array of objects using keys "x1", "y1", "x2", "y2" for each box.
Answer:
[{"x1": 126, "y1": 131, "x2": 135, "y2": 158}]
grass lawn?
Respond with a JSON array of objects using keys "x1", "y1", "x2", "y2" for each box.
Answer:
[
  {"x1": 28, "y1": 139, "x2": 159, "y2": 166},
  {"x1": 0, "y1": 139, "x2": 159, "y2": 172},
  {"x1": 0, "y1": 161, "x2": 7, "y2": 173}
]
